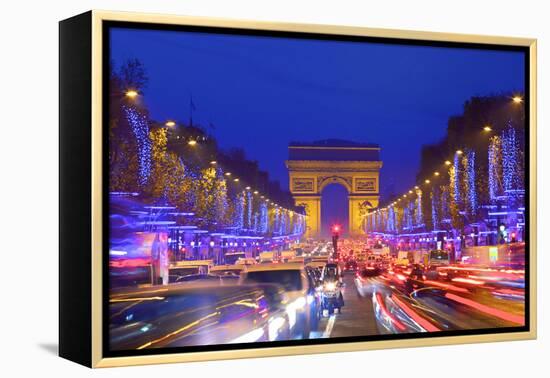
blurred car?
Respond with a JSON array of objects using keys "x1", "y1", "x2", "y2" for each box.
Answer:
[
  {"x1": 365, "y1": 254, "x2": 383, "y2": 269},
  {"x1": 344, "y1": 259, "x2": 358, "y2": 272},
  {"x1": 288, "y1": 256, "x2": 313, "y2": 264},
  {"x1": 109, "y1": 283, "x2": 291, "y2": 351},
  {"x1": 306, "y1": 256, "x2": 329, "y2": 271},
  {"x1": 240, "y1": 263, "x2": 319, "y2": 337},
  {"x1": 235, "y1": 257, "x2": 257, "y2": 266},
  {"x1": 428, "y1": 249, "x2": 450, "y2": 267},
  {"x1": 209, "y1": 264, "x2": 245, "y2": 277},
  {"x1": 357, "y1": 265, "x2": 381, "y2": 278},
  {"x1": 424, "y1": 264, "x2": 439, "y2": 280},
  {"x1": 224, "y1": 252, "x2": 247, "y2": 265},
  {"x1": 175, "y1": 274, "x2": 222, "y2": 283},
  {"x1": 168, "y1": 260, "x2": 213, "y2": 283},
  {"x1": 355, "y1": 266, "x2": 386, "y2": 297},
  {"x1": 395, "y1": 251, "x2": 410, "y2": 267}
]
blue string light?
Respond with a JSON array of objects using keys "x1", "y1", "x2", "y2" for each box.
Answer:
[
  {"x1": 246, "y1": 190, "x2": 252, "y2": 229},
  {"x1": 234, "y1": 192, "x2": 244, "y2": 231},
  {"x1": 260, "y1": 202, "x2": 268, "y2": 233},
  {"x1": 415, "y1": 190, "x2": 423, "y2": 226},
  {"x1": 431, "y1": 190, "x2": 438, "y2": 230},
  {"x1": 466, "y1": 149, "x2": 476, "y2": 215},
  {"x1": 388, "y1": 206, "x2": 395, "y2": 232},
  {"x1": 453, "y1": 153, "x2": 460, "y2": 202},
  {"x1": 502, "y1": 121, "x2": 521, "y2": 193},
  {"x1": 488, "y1": 136, "x2": 500, "y2": 202},
  {"x1": 123, "y1": 106, "x2": 151, "y2": 187}
]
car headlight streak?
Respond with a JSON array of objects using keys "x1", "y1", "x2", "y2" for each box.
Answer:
[
  {"x1": 268, "y1": 316, "x2": 286, "y2": 340},
  {"x1": 229, "y1": 328, "x2": 265, "y2": 344},
  {"x1": 286, "y1": 297, "x2": 307, "y2": 329}
]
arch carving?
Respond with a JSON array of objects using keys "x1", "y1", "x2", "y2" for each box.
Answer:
[{"x1": 285, "y1": 141, "x2": 383, "y2": 238}]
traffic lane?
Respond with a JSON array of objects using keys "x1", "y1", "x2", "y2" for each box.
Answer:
[
  {"x1": 356, "y1": 274, "x2": 524, "y2": 332},
  {"x1": 109, "y1": 282, "x2": 290, "y2": 350},
  {"x1": 313, "y1": 272, "x2": 379, "y2": 338},
  {"x1": 400, "y1": 275, "x2": 526, "y2": 329},
  {"x1": 411, "y1": 291, "x2": 522, "y2": 330}
]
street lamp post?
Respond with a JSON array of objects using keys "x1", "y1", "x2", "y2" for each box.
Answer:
[{"x1": 331, "y1": 224, "x2": 340, "y2": 259}]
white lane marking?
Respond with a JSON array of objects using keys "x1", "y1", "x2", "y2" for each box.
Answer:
[{"x1": 322, "y1": 315, "x2": 336, "y2": 338}]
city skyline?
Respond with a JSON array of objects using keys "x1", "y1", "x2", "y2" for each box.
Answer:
[{"x1": 110, "y1": 27, "x2": 525, "y2": 198}]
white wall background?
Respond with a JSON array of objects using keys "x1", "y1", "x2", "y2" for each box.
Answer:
[{"x1": 0, "y1": 0, "x2": 547, "y2": 376}]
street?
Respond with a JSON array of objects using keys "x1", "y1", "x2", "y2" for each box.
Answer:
[
  {"x1": 109, "y1": 238, "x2": 526, "y2": 351},
  {"x1": 312, "y1": 263, "x2": 524, "y2": 339},
  {"x1": 314, "y1": 272, "x2": 378, "y2": 339}
]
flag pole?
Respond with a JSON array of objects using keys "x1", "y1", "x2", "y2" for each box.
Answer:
[{"x1": 189, "y1": 94, "x2": 193, "y2": 127}]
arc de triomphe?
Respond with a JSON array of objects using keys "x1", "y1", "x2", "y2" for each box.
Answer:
[{"x1": 285, "y1": 140, "x2": 382, "y2": 238}]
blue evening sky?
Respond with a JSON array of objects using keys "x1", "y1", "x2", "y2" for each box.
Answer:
[{"x1": 110, "y1": 28, "x2": 525, "y2": 200}]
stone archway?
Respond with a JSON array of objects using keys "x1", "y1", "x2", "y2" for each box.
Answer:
[{"x1": 285, "y1": 140, "x2": 382, "y2": 238}]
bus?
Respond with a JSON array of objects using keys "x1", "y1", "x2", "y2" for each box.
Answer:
[
  {"x1": 461, "y1": 243, "x2": 524, "y2": 267},
  {"x1": 428, "y1": 250, "x2": 450, "y2": 267},
  {"x1": 281, "y1": 250, "x2": 297, "y2": 262},
  {"x1": 259, "y1": 251, "x2": 279, "y2": 263},
  {"x1": 168, "y1": 260, "x2": 213, "y2": 282},
  {"x1": 224, "y1": 251, "x2": 247, "y2": 265}
]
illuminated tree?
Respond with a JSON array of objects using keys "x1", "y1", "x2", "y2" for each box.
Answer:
[
  {"x1": 109, "y1": 116, "x2": 140, "y2": 192},
  {"x1": 194, "y1": 167, "x2": 229, "y2": 229},
  {"x1": 145, "y1": 128, "x2": 193, "y2": 213},
  {"x1": 448, "y1": 160, "x2": 463, "y2": 231},
  {"x1": 488, "y1": 135, "x2": 503, "y2": 202},
  {"x1": 502, "y1": 121, "x2": 524, "y2": 194},
  {"x1": 259, "y1": 202, "x2": 268, "y2": 234},
  {"x1": 463, "y1": 149, "x2": 477, "y2": 217}
]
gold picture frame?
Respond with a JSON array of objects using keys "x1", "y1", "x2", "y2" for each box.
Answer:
[{"x1": 59, "y1": 10, "x2": 537, "y2": 368}]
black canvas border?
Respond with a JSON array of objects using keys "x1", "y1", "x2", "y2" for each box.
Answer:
[{"x1": 59, "y1": 11, "x2": 93, "y2": 367}]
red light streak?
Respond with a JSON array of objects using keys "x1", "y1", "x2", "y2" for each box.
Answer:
[
  {"x1": 444, "y1": 293, "x2": 525, "y2": 325},
  {"x1": 375, "y1": 293, "x2": 406, "y2": 331},
  {"x1": 109, "y1": 258, "x2": 151, "y2": 268},
  {"x1": 423, "y1": 280, "x2": 469, "y2": 293},
  {"x1": 451, "y1": 277, "x2": 485, "y2": 285},
  {"x1": 391, "y1": 295, "x2": 440, "y2": 332}
]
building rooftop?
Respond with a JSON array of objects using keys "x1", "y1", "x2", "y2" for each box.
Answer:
[
  {"x1": 288, "y1": 139, "x2": 381, "y2": 162},
  {"x1": 289, "y1": 139, "x2": 379, "y2": 148}
]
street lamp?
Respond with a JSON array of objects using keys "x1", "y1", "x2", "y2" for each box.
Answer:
[
  {"x1": 125, "y1": 90, "x2": 139, "y2": 99},
  {"x1": 456, "y1": 150, "x2": 463, "y2": 155},
  {"x1": 253, "y1": 190, "x2": 259, "y2": 195},
  {"x1": 425, "y1": 179, "x2": 431, "y2": 184},
  {"x1": 225, "y1": 172, "x2": 231, "y2": 176},
  {"x1": 512, "y1": 96, "x2": 523, "y2": 104},
  {"x1": 445, "y1": 160, "x2": 452, "y2": 166},
  {"x1": 434, "y1": 171, "x2": 440, "y2": 176},
  {"x1": 210, "y1": 160, "x2": 217, "y2": 165},
  {"x1": 165, "y1": 120, "x2": 176, "y2": 127},
  {"x1": 483, "y1": 125, "x2": 492, "y2": 132},
  {"x1": 188, "y1": 140, "x2": 197, "y2": 146}
]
